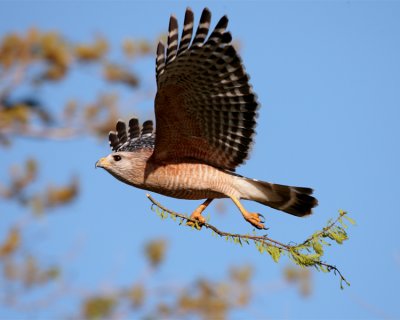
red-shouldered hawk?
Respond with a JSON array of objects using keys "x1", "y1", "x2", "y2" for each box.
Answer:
[{"x1": 96, "y1": 8, "x2": 318, "y2": 229}]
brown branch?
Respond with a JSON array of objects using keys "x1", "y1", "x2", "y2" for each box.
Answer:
[
  {"x1": 146, "y1": 194, "x2": 290, "y2": 250},
  {"x1": 0, "y1": 62, "x2": 30, "y2": 101},
  {"x1": 146, "y1": 194, "x2": 350, "y2": 287},
  {"x1": 0, "y1": 126, "x2": 84, "y2": 140}
]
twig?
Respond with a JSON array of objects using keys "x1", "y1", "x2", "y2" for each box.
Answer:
[
  {"x1": 300, "y1": 211, "x2": 345, "y2": 246},
  {"x1": 147, "y1": 194, "x2": 289, "y2": 250},
  {"x1": 146, "y1": 194, "x2": 350, "y2": 287}
]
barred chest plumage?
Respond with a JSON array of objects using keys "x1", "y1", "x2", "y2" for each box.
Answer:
[{"x1": 140, "y1": 161, "x2": 236, "y2": 200}]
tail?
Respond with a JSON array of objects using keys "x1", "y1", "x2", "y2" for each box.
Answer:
[{"x1": 237, "y1": 177, "x2": 318, "y2": 217}]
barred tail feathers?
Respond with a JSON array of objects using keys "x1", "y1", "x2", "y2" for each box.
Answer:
[{"x1": 236, "y1": 177, "x2": 318, "y2": 217}]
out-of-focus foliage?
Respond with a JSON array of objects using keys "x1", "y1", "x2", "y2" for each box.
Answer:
[
  {"x1": 0, "y1": 229, "x2": 20, "y2": 258},
  {"x1": 128, "y1": 284, "x2": 146, "y2": 309},
  {"x1": 0, "y1": 29, "x2": 147, "y2": 143},
  {"x1": 144, "y1": 238, "x2": 167, "y2": 268},
  {"x1": 284, "y1": 266, "x2": 312, "y2": 297},
  {"x1": 103, "y1": 63, "x2": 139, "y2": 87},
  {"x1": 83, "y1": 296, "x2": 116, "y2": 320},
  {"x1": 0, "y1": 158, "x2": 37, "y2": 198},
  {"x1": 4, "y1": 256, "x2": 60, "y2": 288},
  {"x1": 78, "y1": 262, "x2": 257, "y2": 319},
  {"x1": 75, "y1": 37, "x2": 108, "y2": 61},
  {"x1": 122, "y1": 39, "x2": 152, "y2": 59},
  {"x1": 164, "y1": 266, "x2": 252, "y2": 319},
  {"x1": 0, "y1": 159, "x2": 79, "y2": 215},
  {"x1": 0, "y1": 28, "x2": 313, "y2": 319},
  {"x1": 0, "y1": 28, "x2": 155, "y2": 317}
]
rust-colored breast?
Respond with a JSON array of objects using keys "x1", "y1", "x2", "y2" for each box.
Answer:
[{"x1": 143, "y1": 160, "x2": 236, "y2": 200}]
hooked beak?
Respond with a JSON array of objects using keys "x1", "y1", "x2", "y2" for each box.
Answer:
[{"x1": 95, "y1": 157, "x2": 108, "y2": 169}]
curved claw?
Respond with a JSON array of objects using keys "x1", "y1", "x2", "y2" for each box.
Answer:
[
  {"x1": 186, "y1": 220, "x2": 203, "y2": 230},
  {"x1": 243, "y1": 212, "x2": 266, "y2": 230},
  {"x1": 254, "y1": 224, "x2": 266, "y2": 230},
  {"x1": 229, "y1": 196, "x2": 268, "y2": 230}
]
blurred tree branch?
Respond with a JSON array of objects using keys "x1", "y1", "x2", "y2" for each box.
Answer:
[
  {"x1": 0, "y1": 29, "x2": 155, "y2": 145},
  {"x1": 0, "y1": 28, "x2": 156, "y2": 317}
]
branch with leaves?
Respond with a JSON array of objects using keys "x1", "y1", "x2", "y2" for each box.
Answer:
[{"x1": 147, "y1": 194, "x2": 355, "y2": 289}]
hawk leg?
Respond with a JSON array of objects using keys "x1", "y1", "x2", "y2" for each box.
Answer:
[
  {"x1": 230, "y1": 196, "x2": 266, "y2": 230},
  {"x1": 187, "y1": 198, "x2": 213, "y2": 229}
]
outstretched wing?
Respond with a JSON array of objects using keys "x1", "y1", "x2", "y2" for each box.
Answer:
[{"x1": 152, "y1": 7, "x2": 259, "y2": 171}]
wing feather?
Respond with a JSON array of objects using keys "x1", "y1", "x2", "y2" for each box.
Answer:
[
  {"x1": 153, "y1": 8, "x2": 259, "y2": 171},
  {"x1": 166, "y1": 15, "x2": 179, "y2": 64},
  {"x1": 108, "y1": 119, "x2": 155, "y2": 152},
  {"x1": 177, "y1": 8, "x2": 194, "y2": 54}
]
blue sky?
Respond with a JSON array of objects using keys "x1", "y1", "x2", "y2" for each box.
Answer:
[{"x1": 1, "y1": 1, "x2": 400, "y2": 319}]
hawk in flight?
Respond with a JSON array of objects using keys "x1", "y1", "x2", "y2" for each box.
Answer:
[{"x1": 96, "y1": 8, "x2": 318, "y2": 229}]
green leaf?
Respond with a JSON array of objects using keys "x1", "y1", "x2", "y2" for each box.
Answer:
[
  {"x1": 255, "y1": 241, "x2": 265, "y2": 254},
  {"x1": 290, "y1": 250, "x2": 320, "y2": 267},
  {"x1": 326, "y1": 228, "x2": 348, "y2": 245},
  {"x1": 339, "y1": 217, "x2": 348, "y2": 229},
  {"x1": 320, "y1": 238, "x2": 331, "y2": 246},
  {"x1": 266, "y1": 246, "x2": 281, "y2": 263},
  {"x1": 344, "y1": 215, "x2": 356, "y2": 225},
  {"x1": 312, "y1": 238, "x2": 324, "y2": 256}
]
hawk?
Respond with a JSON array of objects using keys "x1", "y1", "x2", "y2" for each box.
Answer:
[{"x1": 96, "y1": 8, "x2": 318, "y2": 229}]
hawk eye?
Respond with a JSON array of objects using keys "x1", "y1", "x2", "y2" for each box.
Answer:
[{"x1": 113, "y1": 155, "x2": 122, "y2": 162}]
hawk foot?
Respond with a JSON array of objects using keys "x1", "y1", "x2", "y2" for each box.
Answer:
[
  {"x1": 186, "y1": 199, "x2": 213, "y2": 230},
  {"x1": 186, "y1": 211, "x2": 206, "y2": 230},
  {"x1": 243, "y1": 212, "x2": 266, "y2": 230}
]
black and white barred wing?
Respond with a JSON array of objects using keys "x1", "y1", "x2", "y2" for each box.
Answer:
[
  {"x1": 108, "y1": 119, "x2": 155, "y2": 152},
  {"x1": 153, "y1": 7, "x2": 259, "y2": 171}
]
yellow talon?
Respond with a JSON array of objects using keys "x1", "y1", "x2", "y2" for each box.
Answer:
[
  {"x1": 186, "y1": 198, "x2": 213, "y2": 229},
  {"x1": 230, "y1": 196, "x2": 266, "y2": 230}
]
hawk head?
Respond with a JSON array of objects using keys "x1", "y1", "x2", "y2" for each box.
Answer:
[{"x1": 95, "y1": 118, "x2": 155, "y2": 187}]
